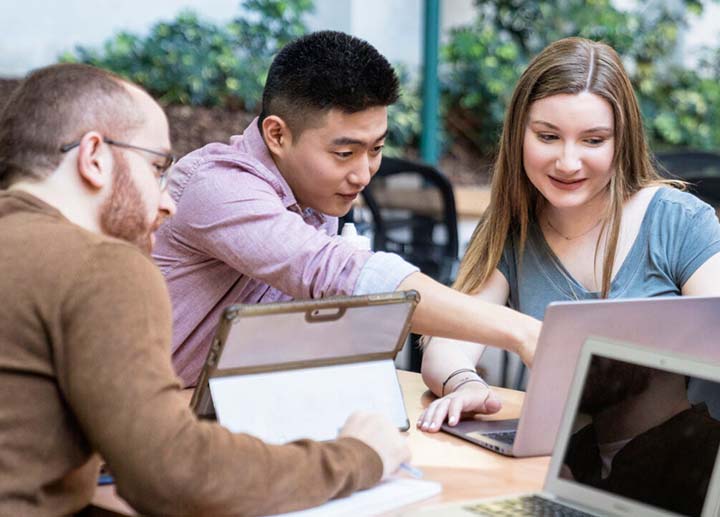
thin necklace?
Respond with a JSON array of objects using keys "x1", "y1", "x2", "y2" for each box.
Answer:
[{"x1": 545, "y1": 216, "x2": 604, "y2": 240}]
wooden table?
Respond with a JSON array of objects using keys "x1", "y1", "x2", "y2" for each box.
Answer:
[
  {"x1": 91, "y1": 371, "x2": 549, "y2": 515},
  {"x1": 365, "y1": 185, "x2": 491, "y2": 219}
]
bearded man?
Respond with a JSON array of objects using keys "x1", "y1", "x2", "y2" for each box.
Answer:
[{"x1": 0, "y1": 63, "x2": 408, "y2": 516}]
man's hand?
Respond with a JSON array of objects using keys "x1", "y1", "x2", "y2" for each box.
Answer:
[
  {"x1": 416, "y1": 381, "x2": 502, "y2": 432},
  {"x1": 339, "y1": 412, "x2": 411, "y2": 480}
]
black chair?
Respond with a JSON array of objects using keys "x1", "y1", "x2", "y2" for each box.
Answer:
[
  {"x1": 654, "y1": 150, "x2": 720, "y2": 206},
  {"x1": 362, "y1": 157, "x2": 460, "y2": 286},
  {"x1": 343, "y1": 157, "x2": 460, "y2": 372}
]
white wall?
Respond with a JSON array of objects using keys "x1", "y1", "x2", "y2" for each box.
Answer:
[
  {"x1": 0, "y1": 0, "x2": 239, "y2": 76},
  {"x1": 0, "y1": 0, "x2": 476, "y2": 77},
  {"x1": 682, "y1": 2, "x2": 720, "y2": 69},
  {"x1": 306, "y1": 0, "x2": 475, "y2": 72}
]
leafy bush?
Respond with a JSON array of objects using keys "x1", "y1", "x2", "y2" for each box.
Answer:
[
  {"x1": 643, "y1": 46, "x2": 720, "y2": 150},
  {"x1": 62, "y1": 0, "x2": 314, "y2": 110},
  {"x1": 62, "y1": 0, "x2": 421, "y2": 152},
  {"x1": 442, "y1": 24, "x2": 523, "y2": 153},
  {"x1": 386, "y1": 66, "x2": 423, "y2": 156},
  {"x1": 443, "y1": 0, "x2": 720, "y2": 154},
  {"x1": 62, "y1": 0, "x2": 717, "y2": 158}
]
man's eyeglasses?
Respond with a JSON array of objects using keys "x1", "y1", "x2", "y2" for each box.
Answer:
[{"x1": 60, "y1": 137, "x2": 176, "y2": 191}]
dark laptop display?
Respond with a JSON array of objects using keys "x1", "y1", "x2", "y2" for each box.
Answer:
[{"x1": 560, "y1": 355, "x2": 720, "y2": 517}]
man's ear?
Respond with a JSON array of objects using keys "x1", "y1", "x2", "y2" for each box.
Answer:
[
  {"x1": 261, "y1": 115, "x2": 292, "y2": 157},
  {"x1": 76, "y1": 131, "x2": 111, "y2": 190}
]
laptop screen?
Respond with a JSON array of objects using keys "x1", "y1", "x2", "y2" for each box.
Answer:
[{"x1": 558, "y1": 354, "x2": 720, "y2": 517}]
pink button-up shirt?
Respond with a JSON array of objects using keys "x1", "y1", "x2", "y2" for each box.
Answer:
[{"x1": 153, "y1": 119, "x2": 416, "y2": 386}]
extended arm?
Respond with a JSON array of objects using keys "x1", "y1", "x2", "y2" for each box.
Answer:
[{"x1": 399, "y1": 269, "x2": 539, "y2": 365}]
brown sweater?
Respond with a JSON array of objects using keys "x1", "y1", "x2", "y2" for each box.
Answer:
[{"x1": 0, "y1": 190, "x2": 382, "y2": 516}]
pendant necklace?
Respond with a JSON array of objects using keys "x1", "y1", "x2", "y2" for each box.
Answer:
[{"x1": 545, "y1": 216, "x2": 604, "y2": 240}]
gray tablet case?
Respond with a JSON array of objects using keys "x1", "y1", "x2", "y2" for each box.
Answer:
[{"x1": 190, "y1": 291, "x2": 419, "y2": 442}]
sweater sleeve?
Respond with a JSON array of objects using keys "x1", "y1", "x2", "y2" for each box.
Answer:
[{"x1": 56, "y1": 241, "x2": 382, "y2": 516}]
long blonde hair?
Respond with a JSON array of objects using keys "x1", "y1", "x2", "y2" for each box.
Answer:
[{"x1": 454, "y1": 37, "x2": 682, "y2": 298}]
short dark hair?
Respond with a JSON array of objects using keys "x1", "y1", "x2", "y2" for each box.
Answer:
[
  {"x1": 259, "y1": 31, "x2": 399, "y2": 135},
  {"x1": 0, "y1": 63, "x2": 142, "y2": 188}
]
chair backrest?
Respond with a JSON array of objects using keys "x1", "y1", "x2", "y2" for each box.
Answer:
[
  {"x1": 654, "y1": 150, "x2": 720, "y2": 206},
  {"x1": 361, "y1": 157, "x2": 459, "y2": 285}
]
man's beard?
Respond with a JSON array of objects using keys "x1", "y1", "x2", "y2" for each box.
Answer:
[
  {"x1": 99, "y1": 154, "x2": 163, "y2": 254},
  {"x1": 579, "y1": 356, "x2": 652, "y2": 415}
]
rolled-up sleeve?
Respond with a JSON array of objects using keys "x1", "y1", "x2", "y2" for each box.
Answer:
[{"x1": 353, "y1": 251, "x2": 419, "y2": 295}]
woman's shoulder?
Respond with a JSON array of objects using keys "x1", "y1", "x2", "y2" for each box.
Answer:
[{"x1": 651, "y1": 185, "x2": 713, "y2": 215}]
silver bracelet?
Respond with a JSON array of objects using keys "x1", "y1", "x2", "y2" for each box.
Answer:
[
  {"x1": 441, "y1": 368, "x2": 477, "y2": 396},
  {"x1": 451, "y1": 377, "x2": 488, "y2": 394}
]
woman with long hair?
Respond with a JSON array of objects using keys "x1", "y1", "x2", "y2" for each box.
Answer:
[{"x1": 418, "y1": 37, "x2": 720, "y2": 432}]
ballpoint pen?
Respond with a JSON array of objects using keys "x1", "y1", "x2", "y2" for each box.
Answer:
[{"x1": 399, "y1": 463, "x2": 424, "y2": 479}]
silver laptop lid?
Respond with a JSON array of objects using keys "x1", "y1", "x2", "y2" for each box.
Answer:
[
  {"x1": 515, "y1": 296, "x2": 720, "y2": 457},
  {"x1": 545, "y1": 337, "x2": 720, "y2": 517}
]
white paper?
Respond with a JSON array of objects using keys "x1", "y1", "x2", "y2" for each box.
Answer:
[
  {"x1": 265, "y1": 479, "x2": 442, "y2": 517},
  {"x1": 209, "y1": 359, "x2": 408, "y2": 444}
]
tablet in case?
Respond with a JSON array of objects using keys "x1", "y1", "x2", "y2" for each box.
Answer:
[{"x1": 190, "y1": 291, "x2": 419, "y2": 444}]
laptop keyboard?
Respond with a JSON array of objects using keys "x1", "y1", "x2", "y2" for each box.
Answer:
[
  {"x1": 485, "y1": 430, "x2": 516, "y2": 444},
  {"x1": 463, "y1": 495, "x2": 593, "y2": 516}
]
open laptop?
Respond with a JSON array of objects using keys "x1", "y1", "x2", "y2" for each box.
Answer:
[
  {"x1": 442, "y1": 296, "x2": 720, "y2": 457},
  {"x1": 410, "y1": 337, "x2": 720, "y2": 516}
]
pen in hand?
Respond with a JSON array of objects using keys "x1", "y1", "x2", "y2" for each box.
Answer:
[{"x1": 399, "y1": 463, "x2": 424, "y2": 479}]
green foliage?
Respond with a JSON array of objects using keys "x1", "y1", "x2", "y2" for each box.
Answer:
[
  {"x1": 61, "y1": 0, "x2": 314, "y2": 110},
  {"x1": 226, "y1": 0, "x2": 314, "y2": 109},
  {"x1": 443, "y1": 0, "x2": 720, "y2": 154},
  {"x1": 386, "y1": 67, "x2": 423, "y2": 156},
  {"x1": 61, "y1": 0, "x2": 718, "y2": 156},
  {"x1": 643, "y1": 65, "x2": 720, "y2": 150},
  {"x1": 442, "y1": 24, "x2": 523, "y2": 152}
]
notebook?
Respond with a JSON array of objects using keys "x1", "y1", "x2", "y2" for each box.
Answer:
[
  {"x1": 442, "y1": 296, "x2": 720, "y2": 457},
  {"x1": 267, "y1": 478, "x2": 441, "y2": 517},
  {"x1": 413, "y1": 336, "x2": 720, "y2": 516}
]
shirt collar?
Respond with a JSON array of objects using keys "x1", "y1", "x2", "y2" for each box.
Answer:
[{"x1": 234, "y1": 117, "x2": 326, "y2": 225}]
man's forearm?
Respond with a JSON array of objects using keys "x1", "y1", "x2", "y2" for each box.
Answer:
[{"x1": 398, "y1": 272, "x2": 540, "y2": 364}]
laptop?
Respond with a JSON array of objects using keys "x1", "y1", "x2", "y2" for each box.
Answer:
[
  {"x1": 409, "y1": 336, "x2": 720, "y2": 516},
  {"x1": 442, "y1": 296, "x2": 720, "y2": 457}
]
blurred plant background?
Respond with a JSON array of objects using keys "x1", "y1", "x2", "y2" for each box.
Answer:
[
  {"x1": 55, "y1": 0, "x2": 720, "y2": 179},
  {"x1": 442, "y1": 0, "x2": 720, "y2": 156},
  {"x1": 62, "y1": 0, "x2": 312, "y2": 110}
]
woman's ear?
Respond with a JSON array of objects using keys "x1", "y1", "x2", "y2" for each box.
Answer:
[
  {"x1": 262, "y1": 115, "x2": 291, "y2": 157},
  {"x1": 76, "y1": 132, "x2": 111, "y2": 190}
]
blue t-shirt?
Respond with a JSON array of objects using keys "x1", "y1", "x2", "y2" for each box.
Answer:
[{"x1": 498, "y1": 187, "x2": 720, "y2": 320}]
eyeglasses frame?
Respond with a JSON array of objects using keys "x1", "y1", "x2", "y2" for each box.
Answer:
[{"x1": 60, "y1": 136, "x2": 176, "y2": 191}]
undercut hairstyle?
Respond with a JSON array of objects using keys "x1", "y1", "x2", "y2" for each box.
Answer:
[
  {"x1": 259, "y1": 30, "x2": 399, "y2": 136},
  {"x1": 0, "y1": 63, "x2": 142, "y2": 188}
]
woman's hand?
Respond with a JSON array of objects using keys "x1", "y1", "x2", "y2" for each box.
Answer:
[{"x1": 416, "y1": 380, "x2": 502, "y2": 432}]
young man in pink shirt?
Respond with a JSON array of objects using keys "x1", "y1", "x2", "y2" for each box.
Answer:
[{"x1": 153, "y1": 30, "x2": 540, "y2": 388}]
